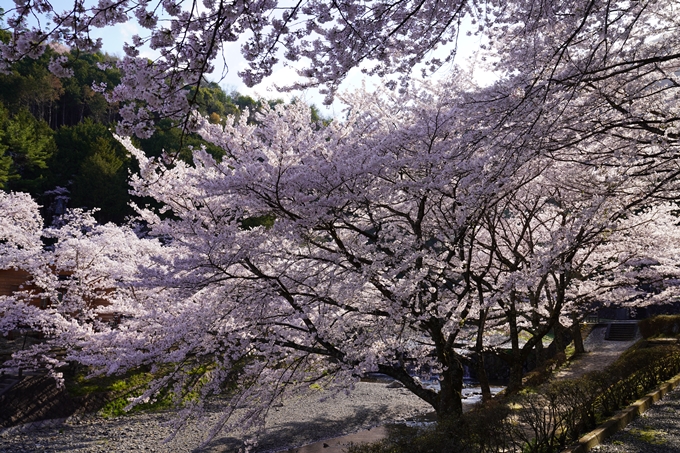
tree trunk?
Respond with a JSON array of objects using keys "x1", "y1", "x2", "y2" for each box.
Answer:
[
  {"x1": 531, "y1": 293, "x2": 545, "y2": 366},
  {"x1": 571, "y1": 316, "x2": 585, "y2": 354},
  {"x1": 474, "y1": 308, "x2": 491, "y2": 402},
  {"x1": 553, "y1": 321, "x2": 569, "y2": 354},
  {"x1": 475, "y1": 353, "x2": 492, "y2": 402},
  {"x1": 377, "y1": 362, "x2": 463, "y2": 420},
  {"x1": 507, "y1": 355, "x2": 525, "y2": 394},
  {"x1": 534, "y1": 337, "x2": 545, "y2": 366},
  {"x1": 437, "y1": 359, "x2": 464, "y2": 419},
  {"x1": 505, "y1": 298, "x2": 524, "y2": 394}
]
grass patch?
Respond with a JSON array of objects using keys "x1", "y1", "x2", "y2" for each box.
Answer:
[
  {"x1": 629, "y1": 427, "x2": 667, "y2": 445},
  {"x1": 66, "y1": 367, "x2": 174, "y2": 417},
  {"x1": 65, "y1": 362, "x2": 217, "y2": 418}
]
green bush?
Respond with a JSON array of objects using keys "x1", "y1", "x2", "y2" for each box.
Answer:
[
  {"x1": 65, "y1": 360, "x2": 227, "y2": 418},
  {"x1": 66, "y1": 367, "x2": 175, "y2": 417},
  {"x1": 638, "y1": 315, "x2": 680, "y2": 339}
]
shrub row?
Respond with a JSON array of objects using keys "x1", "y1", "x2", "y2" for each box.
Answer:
[
  {"x1": 594, "y1": 344, "x2": 680, "y2": 417},
  {"x1": 515, "y1": 343, "x2": 680, "y2": 453}
]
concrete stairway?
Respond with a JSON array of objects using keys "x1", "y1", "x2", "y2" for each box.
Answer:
[{"x1": 605, "y1": 323, "x2": 638, "y2": 341}]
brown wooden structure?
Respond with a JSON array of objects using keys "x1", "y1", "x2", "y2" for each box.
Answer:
[{"x1": 0, "y1": 268, "x2": 115, "y2": 323}]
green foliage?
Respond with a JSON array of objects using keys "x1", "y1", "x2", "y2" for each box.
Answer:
[
  {"x1": 135, "y1": 118, "x2": 226, "y2": 162},
  {"x1": 67, "y1": 367, "x2": 174, "y2": 418},
  {"x1": 189, "y1": 83, "x2": 284, "y2": 125},
  {"x1": 0, "y1": 47, "x2": 120, "y2": 129},
  {"x1": 72, "y1": 138, "x2": 129, "y2": 223},
  {"x1": 0, "y1": 48, "x2": 319, "y2": 225},
  {"x1": 0, "y1": 152, "x2": 10, "y2": 187},
  {"x1": 638, "y1": 315, "x2": 680, "y2": 338},
  {"x1": 0, "y1": 109, "x2": 10, "y2": 187},
  {"x1": 234, "y1": 93, "x2": 264, "y2": 117},
  {"x1": 240, "y1": 213, "x2": 276, "y2": 230},
  {"x1": 0, "y1": 48, "x2": 64, "y2": 126},
  {"x1": 191, "y1": 81, "x2": 237, "y2": 119},
  {"x1": 0, "y1": 104, "x2": 56, "y2": 192},
  {"x1": 58, "y1": 52, "x2": 121, "y2": 125},
  {"x1": 67, "y1": 362, "x2": 218, "y2": 418},
  {"x1": 310, "y1": 104, "x2": 323, "y2": 123},
  {"x1": 51, "y1": 120, "x2": 131, "y2": 223}
]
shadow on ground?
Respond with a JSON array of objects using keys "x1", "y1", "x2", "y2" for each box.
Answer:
[
  {"x1": 0, "y1": 375, "x2": 109, "y2": 428},
  {"x1": 202, "y1": 405, "x2": 395, "y2": 452}
]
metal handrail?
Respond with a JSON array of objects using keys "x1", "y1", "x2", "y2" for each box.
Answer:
[{"x1": 584, "y1": 316, "x2": 639, "y2": 324}]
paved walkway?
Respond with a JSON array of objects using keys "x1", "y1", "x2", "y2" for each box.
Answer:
[{"x1": 554, "y1": 326, "x2": 641, "y2": 381}]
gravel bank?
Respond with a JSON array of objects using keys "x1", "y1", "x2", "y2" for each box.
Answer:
[
  {"x1": 0, "y1": 382, "x2": 433, "y2": 453},
  {"x1": 593, "y1": 384, "x2": 680, "y2": 453}
]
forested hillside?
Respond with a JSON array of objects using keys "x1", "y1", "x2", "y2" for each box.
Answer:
[{"x1": 0, "y1": 30, "x2": 304, "y2": 225}]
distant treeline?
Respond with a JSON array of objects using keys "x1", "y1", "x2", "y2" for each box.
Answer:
[{"x1": 0, "y1": 30, "x2": 324, "y2": 225}]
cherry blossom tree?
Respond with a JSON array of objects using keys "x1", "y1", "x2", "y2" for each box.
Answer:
[
  {"x1": 114, "y1": 84, "x2": 509, "y2": 421},
  {"x1": 3, "y1": 0, "x2": 680, "y2": 447},
  {"x1": 101, "y1": 77, "x2": 678, "y2": 429},
  {"x1": 1, "y1": 74, "x2": 679, "y2": 446},
  {"x1": 0, "y1": 191, "x2": 43, "y2": 260},
  {"x1": 0, "y1": 192, "x2": 166, "y2": 382},
  {"x1": 472, "y1": 156, "x2": 680, "y2": 392}
]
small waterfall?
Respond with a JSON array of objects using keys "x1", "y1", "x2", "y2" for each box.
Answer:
[{"x1": 462, "y1": 364, "x2": 475, "y2": 386}]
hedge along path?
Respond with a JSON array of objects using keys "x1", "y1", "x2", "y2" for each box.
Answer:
[{"x1": 559, "y1": 372, "x2": 680, "y2": 453}]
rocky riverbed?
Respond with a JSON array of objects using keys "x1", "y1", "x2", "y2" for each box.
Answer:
[{"x1": 0, "y1": 381, "x2": 434, "y2": 453}]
